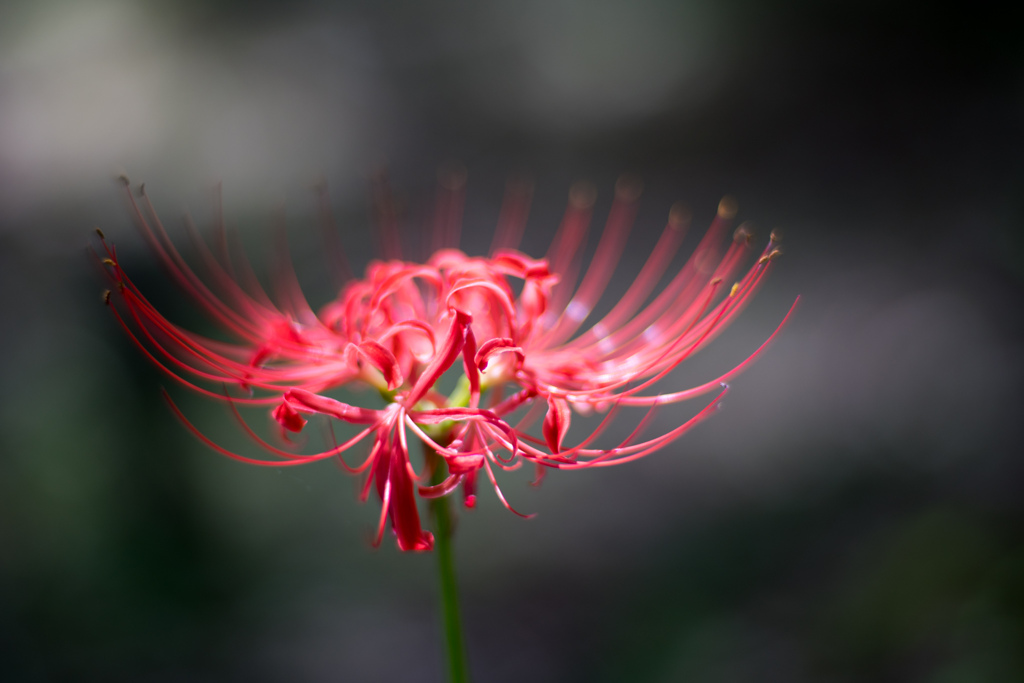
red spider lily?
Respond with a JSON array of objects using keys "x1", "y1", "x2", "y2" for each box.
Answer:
[{"x1": 97, "y1": 174, "x2": 796, "y2": 552}]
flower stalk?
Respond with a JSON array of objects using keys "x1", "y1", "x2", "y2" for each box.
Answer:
[{"x1": 428, "y1": 447, "x2": 470, "y2": 683}]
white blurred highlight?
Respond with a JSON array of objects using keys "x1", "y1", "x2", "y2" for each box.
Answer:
[{"x1": 0, "y1": 1, "x2": 392, "y2": 216}]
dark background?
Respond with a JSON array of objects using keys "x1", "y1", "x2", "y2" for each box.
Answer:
[{"x1": 2, "y1": 1, "x2": 1022, "y2": 681}]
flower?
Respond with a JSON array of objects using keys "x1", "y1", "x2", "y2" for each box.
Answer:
[{"x1": 98, "y1": 174, "x2": 796, "y2": 551}]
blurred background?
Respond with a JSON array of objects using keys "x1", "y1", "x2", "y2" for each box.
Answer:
[{"x1": 1, "y1": 1, "x2": 1022, "y2": 681}]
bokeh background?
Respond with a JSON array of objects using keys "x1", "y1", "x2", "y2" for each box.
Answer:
[{"x1": 2, "y1": 1, "x2": 1022, "y2": 681}]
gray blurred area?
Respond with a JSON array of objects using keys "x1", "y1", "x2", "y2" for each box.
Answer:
[{"x1": 2, "y1": 1, "x2": 1022, "y2": 681}]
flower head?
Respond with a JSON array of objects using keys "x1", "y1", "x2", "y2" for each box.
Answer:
[{"x1": 98, "y1": 174, "x2": 795, "y2": 551}]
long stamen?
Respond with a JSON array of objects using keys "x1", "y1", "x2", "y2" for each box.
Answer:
[{"x1": 101, "y1": 180, "x2": 793, "y2": 553}]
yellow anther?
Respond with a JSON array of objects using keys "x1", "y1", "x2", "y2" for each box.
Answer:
[
  {"x1": 569, "y1": 181, "x2": 597, "y2": 209},
  {"x1": 668, "y1": 202, "x2": 690, "y2": 229},
  {"x1": 506, "y1": 176, "x2": 535, "y2": 195},
  {"x1": 614, "y1": 175, "x2": 643, "y2": 202},
  {"x1": 717, "y1": 196, "x2": 738, "y2": 219},
  {"x1": 733, "y1": 222, "x2": 754, "y2": 243},
  {"x1": 730, "y1": 282, "x2": 741, "y2": 297}
]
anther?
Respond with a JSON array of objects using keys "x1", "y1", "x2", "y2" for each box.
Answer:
[
  {"x1": 710, "y1": 277, "x2": 723, "y2": 286},
  {"x1": 438, "y1": 161, "x2": 467, "y2": 190},
  {"x1": 770, "y1": 229, "x2": 782, "y2": 243},
  {"x1": 717, "y1": 196, "x2": 738, "y2": 219},
  {"x1": 768, "y1": 248, "x2": 783, "y2": 261},
  {"x1": 102, "y1": 258, "x2": 115, "y2": 267},
  {"x1": 102, "y1": 289, "x2": 111, "y2": 305},
  {"x1": 668, "y1": 202, "x2": 690, "y2": 229},
  {"x1": 117, "y1": 174, "x2": 130, "y2": 186},
  {"x1": 614, "y1": 175, "x2": 643, "y2": 202},
  {"x1": 757, "y1": 254, "x2": 769, "y2": 265},
  {"x1": 95, "y1": 228, "x2": 106, "y2": 239},
  {"x1": 569, "y1": 181, "x2": 597, "y2": 209},
  {"x1": 729, "y1": 282, "x2": 741, "y2": 297},
  {"x1": 506, "y1": 175, "x2": 534, "y2": 196},
  {"x1": 733, "y1": 222, "x2": 754, "y2": 243}
]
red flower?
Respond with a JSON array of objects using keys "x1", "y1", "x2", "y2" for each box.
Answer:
[{"x1": 98, "y1": 175, "x2": 796, "y2": 551}]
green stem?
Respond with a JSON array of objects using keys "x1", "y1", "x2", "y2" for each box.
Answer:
[{"x1": 429, "y1": 450, "x2": 470, "y2": 683}]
